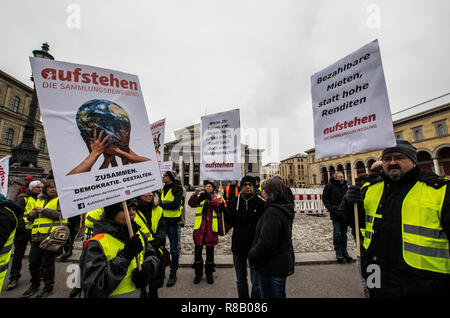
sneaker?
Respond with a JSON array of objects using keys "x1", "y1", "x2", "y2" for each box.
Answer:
[
  {"x1": 7, "y1": 279, "x2": 19, "y2": 290},
  {"x1": 22, "y1": 285, "x2": 40, "y2": 298},
  {"x1": 166, "y1": 273, "x2": 177, "y2": 287},
  {"x1": 35, "y1": 288, "x2": 54, "y2": 298}
]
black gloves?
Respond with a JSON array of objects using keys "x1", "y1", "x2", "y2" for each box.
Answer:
[
  {"x1": 120, "y1": 234, "x2": 143, "y2": 260},
  {"x1": 346, "y1": 186, "x2": 362, "y2": 204},
  {"x1": 131, "y1": 262, "x2": 157, "y2": 288}
]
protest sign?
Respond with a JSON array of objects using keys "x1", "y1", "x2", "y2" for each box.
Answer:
[
  {"x1": 0, "y1": 156, "x2": 10, "y2": 197},
  {"x1": 30, "y1": 58, "x2": 163, "y2": 219},
  {"x1": 159, "y1": 161, "x2": 173, "y2": 174},
  {"x1": 200, "y1": 109, "x2": 242, "y2": 181},
  {"x1": 151, "y1": 118, "x2": 165, "y2": 162},
  {"x1": 311, "y1": 39, "x2": 396, "y2": 159}
]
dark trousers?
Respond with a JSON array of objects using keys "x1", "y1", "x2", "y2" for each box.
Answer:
[
  {"x1": 194, "y1": 245, "x2": 214, "y2": 263},
  {"x1": 332, "y1": 219, "x2": 348, "y2": 254},
  {"x1": 28, "y1": 242, "x2": 58, "y2": 290},
  {"x1": 63, "y1": 216, "x2": 80, "y2": 254},
  {"x1": 233, "y1": 253, "x2": 260, "y2": 298},
  {"x1": 9, "y1": 229, "x2": 31, "y2": 281}
]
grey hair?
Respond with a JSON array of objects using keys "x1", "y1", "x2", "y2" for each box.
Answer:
[{"x1": 333, "y1": 171, "x2": 344, "y2": 178}]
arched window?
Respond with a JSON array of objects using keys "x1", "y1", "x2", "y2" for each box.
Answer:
[
  {"x1": 39, "y1": 138, "x2": 46, "y2": 153},
  {"x1": 5, "y1": 128, "x2": 14, "y2": 146},
  {"x1": 9, "y1": 96, "x2": 20, "y2": 112}
]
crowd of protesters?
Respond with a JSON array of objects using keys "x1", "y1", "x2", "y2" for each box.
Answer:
[{"x1": 2, "y1": 139, "x2": 450, "y2": 299}]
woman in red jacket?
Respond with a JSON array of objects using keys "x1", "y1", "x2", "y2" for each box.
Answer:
[{"x1": 188, "y1": 181, "x2": 222, "y2": 284}]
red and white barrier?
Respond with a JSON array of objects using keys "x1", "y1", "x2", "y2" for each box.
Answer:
[{"x1": 291, "y1": 188, "x2": 328, "y2": 215}]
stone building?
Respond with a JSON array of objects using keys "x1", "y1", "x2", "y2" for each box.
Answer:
[
  {"x1": 261, "y1": 162, "x2": 280, "y2": 181},
  {"x1": 306, "y1": 94, "x2": 450, "y2": 186},
  {"x1": 163, "y1": 123, "x2": 263, "y2": 187},
  {"x1": 279, "y1": 153, "x2": 309, "y2": 187},
  {"x1": 0, "y1": 70, "x2": 51, "y2": 172}
]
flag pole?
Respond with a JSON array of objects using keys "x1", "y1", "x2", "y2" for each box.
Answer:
[{"x1": 350, "y1": 154, "x2": 361, "y2": 257}]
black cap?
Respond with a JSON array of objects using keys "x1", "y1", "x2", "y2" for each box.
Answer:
[
  {"x1": 381, "y1": 140, "x2": 417, "y2": 164},
  {"x1": 240, "y1": 175, "x2": 256, "y2": 187},
  {"x1": 103, "y1": 199, "x2": 138, "y2": 220}
]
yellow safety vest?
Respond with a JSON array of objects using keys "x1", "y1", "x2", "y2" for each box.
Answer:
[
  {"x1": 23, "y1": 196, "x2": 37, "y2": 230},
  {"x1": 193, "y1": 198, "x2": 219, "y2": 233},
  {"x1": 134, "y1": 206, "x2": 163, "y2": 242},
  {"x1": 84, "y1": 208, "x2": 104, "y2": 235},
  {"x1": 88, "y1": 232, "x2": 146, "y2": 297},
  {"x1": 0, "y1": 206, "x2": 17, "y2": 293},
  {"x1": 161, "y1": 188, "x2": 182, "y2": 219},
  {"x1": 363, "y1": 180, "x2": 450, "y2": 274},
  {"x1": 31, "y1": 197, "x2": 67, "y2": 235}
]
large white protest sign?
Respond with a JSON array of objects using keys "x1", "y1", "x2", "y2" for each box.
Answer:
[
  {"x1": 200, "y1": 109, "x2": 242, "y2": 181},
  {"x1": 151, "y1": 118, "x2": 165, "y2": 162},
  {"x1": 30, "y1": 58, "x2": 163, "y2": 218},
  {"x1": 311, "y1": 39, "x2": 396, "y2": 158},
  {"x1": 0, "y1": 156, "x2": 10, "y2": 197}
]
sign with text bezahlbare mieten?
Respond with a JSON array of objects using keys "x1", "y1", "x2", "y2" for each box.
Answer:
[
  {"x1": 200, "y1": 109, "x2": 242, "y2": 181},
  {"x1": 30, "y1": 58, "x2": 162, "y2": 219},
  {"x1": 311, "y1": 39, "x2": 396, "y2": 159}
]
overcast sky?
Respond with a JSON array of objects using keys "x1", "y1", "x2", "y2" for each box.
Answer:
[{"x1": 1, "y1": 0, "x2": 449, "y2": 164}]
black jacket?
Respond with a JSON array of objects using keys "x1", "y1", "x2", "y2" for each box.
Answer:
[
  {"x1": 338, "y1": 167, "x2": 450, "y2": 297},
  {"x1": 322, "y1": 177, "x2": 348, "y2": 219},
  {"x1": 0, "y1": 199, "x2": 21, "y2": 251},
  {"x1": 248, "y1": 201, "x2": 294, "y2": 277},
  {"x1": 159, "y1": 180, "x2": 183, "y2": 225},
  {"x1": 80, "y1": 218, "x2": 160, "y2": 298},
  {"x1": 136, "y1": 198, "x2": 166, "y2": 252},
  {"x1": 223, "y1": 192, "x2": 266, "y2": 257}
]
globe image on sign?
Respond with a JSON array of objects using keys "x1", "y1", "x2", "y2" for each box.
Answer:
[{"x1": 76, "y1": 99, "x2": 131, "y2": 146}]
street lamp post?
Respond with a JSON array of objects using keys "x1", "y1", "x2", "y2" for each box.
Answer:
[{"x1": 10, "y1": 42, "x2": 54, "y2": 173}]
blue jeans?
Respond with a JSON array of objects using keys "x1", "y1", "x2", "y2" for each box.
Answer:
[
  {"x1": 166, "y1": 223, "x2": 180, "y2": 275},
  {"x1": 332, "y1": 219, "x2": 348, "y2": 254},
  {"x1": 258, "y1": 273, "x2": 286, "y2": 298},
  {"x1": 233, "y1": 254, "x2": 260, "y2": 298}
]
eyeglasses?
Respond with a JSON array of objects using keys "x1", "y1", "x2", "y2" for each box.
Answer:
[{"x1": 382, "y1": 155, "x2": 407, "y2": 163}]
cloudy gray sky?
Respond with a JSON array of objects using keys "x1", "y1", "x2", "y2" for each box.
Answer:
[{"x1": 1, "y1": 0, "x2": 449, "y2": 164}]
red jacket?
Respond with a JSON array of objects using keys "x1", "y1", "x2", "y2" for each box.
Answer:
[{"x1": 188, "y1": 193, "x2": 222, "y2": 247}]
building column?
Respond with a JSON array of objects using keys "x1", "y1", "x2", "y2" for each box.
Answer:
[
  {"x1": 189, "y1": 151, "x2": 194, "y2": 186},
  {"x1": 343, "y1": 168, "x2": 349, "y2": 182},
  {"x1": 433, "y1": 157, "x2": 441, "y2": 176},
  {"x1": 365, "y1": 164, "x2": 369, "y2": 174},
  {"x1": 179, "y1": 154, "x2": 184, "y2": 185}
]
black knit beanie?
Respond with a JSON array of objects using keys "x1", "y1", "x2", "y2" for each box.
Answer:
[
  {"x1": 381, "y1": 140, "x2": 417, "y2": 164},
  {"x1": 104, "y1": 199, "x2": 138, "y2": 220},
  {"x1": 240, "y1": 175, "x2": 256, "y2": 188}
]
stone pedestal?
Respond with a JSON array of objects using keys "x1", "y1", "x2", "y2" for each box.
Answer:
[{"x1": 7, "y1": 166, "x2": 47, "y2": 201}]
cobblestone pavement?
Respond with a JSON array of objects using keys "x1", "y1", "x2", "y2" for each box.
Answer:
[
  {"x1": 75, "y1": 192, "x2": 356, "y2": 255},
  {"x1": 178, "y1": 192, "x2": 356, "y2": 255}
]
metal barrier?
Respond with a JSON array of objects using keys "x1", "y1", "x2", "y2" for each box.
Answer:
[{"x1": 291, "y1": 188, "x2": 328, "y2": 215}]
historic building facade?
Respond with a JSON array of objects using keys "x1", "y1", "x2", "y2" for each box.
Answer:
[
  {"x1": 0, "y1": 70, "x2": 51, "y2": 173},
  {"x1": 279, "y1": 153, "x2": 309, "y2": 187},
  {"x1": 306, "y1": 94, "x2": 450, "y2": 187},
  {"x1": 261, "y1": 162, "x2": 280, "y2": 181},
  {"x1": 163, "y1": 123, "x2": 263, "y2": 187}
]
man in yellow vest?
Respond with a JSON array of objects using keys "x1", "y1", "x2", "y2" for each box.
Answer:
[
  {"x1": 340, "y1": 140, "x2": 450, "y2": 297},
  {"x1": 0, "y1": 194, "x2": 20, "y2": 294},
  {"x1": 159, "y1": 170, "x2": 183, "y2": 287}
]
